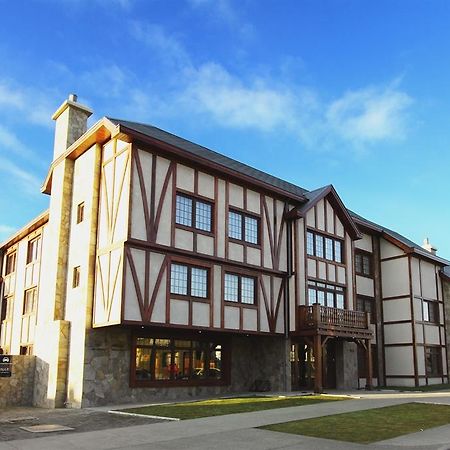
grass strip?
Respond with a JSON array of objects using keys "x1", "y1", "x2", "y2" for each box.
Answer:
[
  {"x1": 261, "y1": 402, "x2": 450, "y2": 444},
  {"x1": 118, "y1": 395, "x2": 346, "y2": 420}
]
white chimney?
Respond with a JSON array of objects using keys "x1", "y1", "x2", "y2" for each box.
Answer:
[
  {"x1": 51, "y1": 94, "x2": 93, "y2": 160},
  {"x1": 422, "y1": 237, "x2": 437, "y2": 255}
]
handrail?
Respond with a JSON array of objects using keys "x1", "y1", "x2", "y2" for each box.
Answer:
[{"x1": 298, "y1": 304, "x2": 370, "y2": 330}]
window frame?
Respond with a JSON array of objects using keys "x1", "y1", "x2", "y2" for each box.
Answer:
[
  {"x1": 26, "y1": 236, "x2": 41, "y2": 265},
  {"x1": 76, "y1": 202, "x2": 85, "y2": 224},
  {"x1": 5, "y1": 251, "x2": 16, "y2": 276},
  {"x1": 72, "y1": 266, "x2": 81, "y2": 289},
  {"x1": 422, "y1": 299, "x2": 440, "y2": 324},
  {"x1": 425, "y1": 346, "x2": 443, "y2": 377},
  {"x1": 131, "y1": 332, "x2": 230, "y2": 388},
  {"x1": 224, "y1": 272, "x2": 257, "y2": 306},
  {"x1": 227, "y1": 209, "x2": 261, "y2": 246},
  {"x1": 356, "y1": 295, "x2": 376, "y2": 324},
  {"x1": 23, "y1": 287, "x2": 37, "y2": 316},
  {"x1": 175, "y1": 192, "x2": 214, "y2": 235},
  {"x1": 307, "y1": 280, "x2": 346, "y2": 309},
  {"x1": 169, "y1": 262, "x2": 210, "y2": 301},
  {"x1": 306, "y1": 230, "x2": 344, "y2": 264},
  {"x1": 355, "y1": 250, "x2": 373, "y2": 278}
]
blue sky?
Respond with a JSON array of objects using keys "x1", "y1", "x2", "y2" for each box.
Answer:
[{"x1": 1, "y1": 0, "x2": 450, "y2": 258}]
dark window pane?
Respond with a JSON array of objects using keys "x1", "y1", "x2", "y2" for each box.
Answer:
[
  {"x1": 308, "y1": 288, "x2": 317, "y2": 304},
  {"x1": 175, "y1": 195, "x2": 193, "y2": 227},
  {"x1": 307, "y1": 232, "x2": 314, "y2": 255},
  {"x1": 355, "y1": 254, "x2": 362, "y2": 274},
  {"x1": 154, "y1": 349, "x2": 171, "y2": 380},
  {"x1": 241, "y1": 276, "x2": 255, "y2": 304},
  {"x1": 224, "y1": 274, "x2": 239, "y2": 302},
  {"x1": 244, "y1": 216, "x2": 258, "y2": 244},
  {"x1": 195, "y1": 201, "x2": 212, "y2": 232},
  {"x1": 317, "y1": 290, "x2": 325, "y2": 306},
  {"x1": 334, "y1": 241, "x2": 342, "y2": 263},
  {"x1": 170, "y1": 264, "x2": 188, "y2": 295},
  {"x1": 362, "y1": 255, "x2": 371, "y2": 275},
  {"x1": 135, "y1": 347, "x2": 152, "y2": 380},
  {"x1": 191, "y1": 267, "x2": 208, "y2": 298},
  {"x1": 325, "y1": 238, "x2": 333, "y2": 260},
  {"x1": 228, "y1": 211, "x2": 242, "y2": 240},
  {"x1": 315, "y1": 235, "x2": 324, "y2": 258}
]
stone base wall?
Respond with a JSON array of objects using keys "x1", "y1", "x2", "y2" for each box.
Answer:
[
  {"x1": 336, "y1": 341, "x2": 358, "y2": 389},
  {"x1": 81, "y1": 328, "x2": 291, "y2": 407},
  {"x1": 0, "y1": 356, "x2": 36, "y2": 407}
]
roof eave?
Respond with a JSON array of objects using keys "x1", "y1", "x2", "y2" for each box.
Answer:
[
  {"x1": 41, "y1": 118, "x2": 118, "y2": 195},
  {"x1": 117, "y1": 124, "x2": 308, "y2": 204}
]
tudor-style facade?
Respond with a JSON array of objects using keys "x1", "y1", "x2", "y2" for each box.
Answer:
[{"x1": 0, "y1": 95, "x2": 449, "y2": 408}]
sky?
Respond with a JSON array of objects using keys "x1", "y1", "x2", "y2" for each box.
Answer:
[{"x1": 1, "y1": 0, "x2": 450, "y2": 258}]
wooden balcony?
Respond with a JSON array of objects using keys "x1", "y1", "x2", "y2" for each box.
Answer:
[{"x1": 295, "y1": 304, "x2": 373, "y2": 339}]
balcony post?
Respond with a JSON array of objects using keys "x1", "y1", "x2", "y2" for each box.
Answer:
[
  {"x1": 313, "y1": 303, "x2": 321, "y2": 326},
  {"x1": 313, "y1": 333, "x2": 323, "y2": 394},
  {"x1": 365, "y1": 338, "x2": 373, "y2": 390}
]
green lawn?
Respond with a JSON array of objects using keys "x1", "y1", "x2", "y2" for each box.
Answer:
[
  {"x1": 262, "y1": 403, "x2": 450, "y2": 444},
  {"x1": 118, "y1": 395, "x2": 346, "y2": 420},
  {"x1": 381, "y1": 383, "x2": 450, "y2": 392}
]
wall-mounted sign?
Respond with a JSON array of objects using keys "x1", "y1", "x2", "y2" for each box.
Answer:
[{"x1": 0, "y1": 355, "x2": 12, "y2": 377}]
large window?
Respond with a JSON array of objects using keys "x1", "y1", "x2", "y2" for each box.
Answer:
[
  {"x1": 355, "y1": 251, "x2": 372, "y2": 277},
  {"x1": 356, "y1": 296, "x2": 376, "y2": 324},
  {"x1": 422, "y1": 300, "x2": 439, "y2": 323},
  {"x1": 5, "y1": 252, "x2": 16, "y2": 275},
  {"x1": 307, "y1": 280, "x2": 345, "y2": 309},
  {"x1": 134, "y1": 336, "x2": 225, "y2": 385},
  {"x1": 425, "y1": 346, "x2": 442, "y2": 377},
  {"x1": 1, "y1": 297, "x2": 13, "y2": 321},
  {"x1": 307, "y1": 231, "x2": 343, "y2": 263},
  {"x1": 224, "y1": 273, "x2": 256, "y2": 305},
  {"x1": 26, "y1": 236, "x2": 41, "y2": 264},
  {"x1": 170, "y1": 263, "x2": 209, "y2": 299},
  {"x1": 228, "y1": 210, "x2": 259, "y2": 245},
  {"x1": 175, "y1": 193, "x2": 212, "y2": 232},
  {"x1": 23, "y1": 288, "x2": 37, "y2": 315}
]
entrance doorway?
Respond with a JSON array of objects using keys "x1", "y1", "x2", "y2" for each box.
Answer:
[{"x1": 291, "y1": 339, "x2": 337, "y2": 390}]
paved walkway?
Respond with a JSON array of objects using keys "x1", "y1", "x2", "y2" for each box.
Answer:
[{"x1": 1, "y1": 392, "x2": 450, "y2": 449}]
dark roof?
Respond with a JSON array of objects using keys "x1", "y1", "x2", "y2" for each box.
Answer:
[
  {"x1": 350, "y1": 210, "x2": 449, "y2": 265},
  {"x1": 108, "y1": 118, "x2": 309, "y2": 200},
  {"x1": 109, "y1": 117, "x2": 448, "y2": 265},
  {"x1": 442, "y1": 265, "x2": 450, "y2": 279}
]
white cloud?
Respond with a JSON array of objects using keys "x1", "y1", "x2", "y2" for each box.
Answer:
[
  {"x1": 0, "y1": 225, "x2": 15, "y2": 235},
  {"x1": 326, "y1": 86, "x2": 413, "y2": 144},
  {"x1": 0, "y1": 80, "x2": 55, "y2": 127},
  {"x1": 0, "y1": 156, "x2": 42, "y2": 195}
]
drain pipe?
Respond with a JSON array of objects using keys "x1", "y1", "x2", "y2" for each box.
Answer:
[{"x1": 284, "y1": 206, "x2": 294, "y2": 391}]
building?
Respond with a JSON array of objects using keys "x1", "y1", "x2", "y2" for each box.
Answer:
[{"x1": 0, "y1": 95, "x2": 449, "y2": 408}]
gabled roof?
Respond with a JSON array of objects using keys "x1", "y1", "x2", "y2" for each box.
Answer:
[
  {"x1": 287, "y1": 184, "x2": 362, "y2": 240},
  {"x1": 350, "y1": 210, "x2": 450, "y2": 266},
  {"x1": 107, "y1": 118, "x2": 309, "y2": 202}
]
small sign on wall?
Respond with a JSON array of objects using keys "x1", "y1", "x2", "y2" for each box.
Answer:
[{"x1": 0, "y1": 355, "x2": 12, "y2": 377}]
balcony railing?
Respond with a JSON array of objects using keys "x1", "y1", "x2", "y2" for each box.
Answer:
[{"x1": 297, "y1": 304, "x2": 372, "y2": 337}]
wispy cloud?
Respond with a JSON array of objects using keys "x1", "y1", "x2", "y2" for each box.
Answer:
[
  {"x1": 326, "y1": 84, "x2": 413, "y2": 145},
  {"x1": 126, "y1": 23, "x2": 414, "y2": 152},
  {"x1": 0, "y1": 80, "x2": 55, "y2": 127},
  {"x1": 0, "y1": 156, "x2": 42, "y2": 195}
]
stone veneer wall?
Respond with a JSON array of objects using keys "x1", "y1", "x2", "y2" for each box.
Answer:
[
  {"x1": 81, "y1": 328, "x2": 291, "y2": 407},
  {"x1": 0, "y1": 356, "x2": 36, "y2": 407},
  {"x1": 335, "y1": 341, "x2": 358, "y2": 389}
]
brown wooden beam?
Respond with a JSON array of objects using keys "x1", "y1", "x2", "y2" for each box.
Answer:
[
  {"x1": 365, "y1": 339, "x2": 373, "y2": 390},
  {"x1": 314, "y1": 334, "x2": 323, "y2": 394}
]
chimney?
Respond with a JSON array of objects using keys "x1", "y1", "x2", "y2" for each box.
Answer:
[
  {"x1": 51, "y1": 94, "x2": 93, "y2": 160},
  {"x1": 422, "y1": 237, "x2": 437, "y2": 255}
]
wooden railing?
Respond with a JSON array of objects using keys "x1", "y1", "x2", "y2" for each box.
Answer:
[{"x1": 298, "y1": 304, "x2": 370, "y2": 331}]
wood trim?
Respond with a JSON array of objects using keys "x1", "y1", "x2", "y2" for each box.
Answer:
[
  {"x1": 381, "y1": 254, "x2": 408, "y2": 263},
  {"x1": 408, "y1": 254, "x2": 419, "y2": 386}
]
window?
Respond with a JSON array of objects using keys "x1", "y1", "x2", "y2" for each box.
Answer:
[
  {"x1": 422, "y1": 300, "x2": 439, "y2": 323},
  {"x1": 175, "y1": 194, "x2": 212, "y2": 232},
  {"x1": 1, "y1": 297, "x2": 13, "y2": 321},
  {"x1": 355, "y1": 251, "x2": 372, "y2": 277},
  {"x1": 20, "y1": 345, "x2": 33, "y2": 356},
  {"x1": 134, "y1": 335, "x2": 225, "y2": 385},
  {"x1": 224, "y1": 273, "x2": 256, "y2": 304},
  {"x1": 357, "y1": 344, "x2": 378, "y2": 378},
  {"x1": 72, "y1": 266, "x2": 81, "y2": 288},
  {"x1": 356, "y1": 296, "x2": 375, "y2": 324},
  {"x1": 307, "y1": 280, "x2": 345, "y2": 309},
  {"x1": 5, "y1": 252, "x2": 16, "y2": 275},
  {"x1": 228, "y1": 210, "x2": 259, "y2": 245},
  {"x1": 23, "y1": 288, "x2": 37, "y2": 315},
  {"x1": 425, "y1": 346, "x2": 442, "y2": 377},
  {"x1": 76, "y1": 202, "x2": 85, "y2": 224},
  {"x1": 306, "y1": 231, "x2": 343, "y2": 263},
  {"x1": 170, "y1": 263, "x2": 208, "y2": 298},
  {"x1": 26, "y1": 237, "x2": 41, "y2": 264}
]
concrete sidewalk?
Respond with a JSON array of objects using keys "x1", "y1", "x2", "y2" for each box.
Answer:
[{"x1": 1, "y1": 393, "x2": 450, "y2": 449}]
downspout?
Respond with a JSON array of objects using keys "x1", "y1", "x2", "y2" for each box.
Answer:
[{"x1": 284, "y1": 207, "x2": 294, "y2": 391}]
